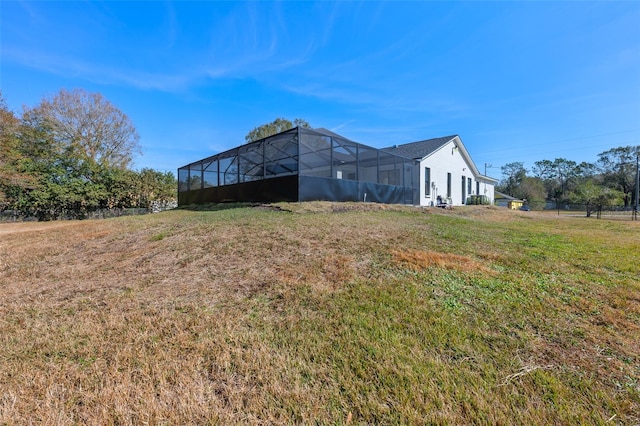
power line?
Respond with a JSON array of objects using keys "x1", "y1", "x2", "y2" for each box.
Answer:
[{"x1": 478, "y1": 129, "x2": 640, "y2": 156}]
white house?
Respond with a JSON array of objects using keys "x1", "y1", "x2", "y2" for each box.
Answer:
[
  {"x1": 179, "y1": 128, "x2": 496, "y2": 207},
  {"x1": 385, "y1": 135, "x2": 497, "y2": 207}
]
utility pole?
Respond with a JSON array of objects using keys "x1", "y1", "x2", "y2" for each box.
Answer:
[
  {"x1": 483, "y1": 163, "x2": 492, "y2": 204},
  {"x1": 634, "y1": 153, "x2": 639, "y2": 221}
]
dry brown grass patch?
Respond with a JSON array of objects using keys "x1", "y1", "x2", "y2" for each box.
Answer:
[
  {"x1": 392, "y1": 249, "x2": 490, "y2": 273},
  {"x1": 1, "y1": 206, "x2": 638, "y2": 423},
  {"x1": 321, "y1": 254, "x2": 355, "y2": 287},
  {"x1": 273, "y1": 201, "x2": 418, "y2": 214}
]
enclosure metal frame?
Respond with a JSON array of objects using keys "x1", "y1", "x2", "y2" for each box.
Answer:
[{"x1": 178, "y1": 127, "x2": 419, "y2": 205}]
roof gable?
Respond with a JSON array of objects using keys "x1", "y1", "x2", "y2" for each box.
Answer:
[{"x1": 382, "y1": 135, "x2": 458, "y2": 159}]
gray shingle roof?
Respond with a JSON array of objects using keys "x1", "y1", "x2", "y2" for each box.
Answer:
[
  {"x1": 495, "y1": 191, "x2": 523, "y2": 201},
  {"x1": 382, "y1": 135, "x2": 458, "y2": 160},
  {"x1": 312, "y1": 127, "x2": 357, "y2": 143}
]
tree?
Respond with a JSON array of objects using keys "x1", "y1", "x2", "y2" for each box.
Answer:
[
  {"x1": 532, "y1": 158, "x2": 580, "y2": 202},
  {"x1": 23, "y1": 88, "x2": 141, "y2": 171},
  {"x1": 597, "y1": 146, "x2": 640, "y2": 207},
  {"x1": 0, "y1": 93, "x2": 31, "y2": 207},
  {"x1": 7, "y1": 89, "x2": 145, "y2": 219},
  {"x1": 245, "y1": 117, "x2": 311, "y2": 143},
  {"x1": 135, "y1": 168, "x2": 176, "y2": 209},
  {"x1": 1, "y1": 90, "x2": 177, "y2": 220},
  {"x1": 570, "y1": 178, "x2": 623, "y2": 217},
  {"x1": 496, "y1": 163, "x2": 547, "y2": 206},
  {"x1": 518, "y1": 177, "x2": 547, "y2": 206},
  {"x1": 497, "y1": 162, "x2": 527, "y2": 197},
  {"x1": 576, "y1": 161, "x2": 597, "y2": 179}
]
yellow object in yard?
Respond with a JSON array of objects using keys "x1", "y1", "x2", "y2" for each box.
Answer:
[{"x1": 508, "y1": 200, "x2": 524, "y2": 210}]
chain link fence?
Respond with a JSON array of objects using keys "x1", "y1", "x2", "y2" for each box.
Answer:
[{"x1": 530, "y1": 202, "x2": 638, "y2": 220}]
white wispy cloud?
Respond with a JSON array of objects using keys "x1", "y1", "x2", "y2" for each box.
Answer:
[
  {"x1": 330, "y1": 120, "x2": 355, "y2": 133},
  {"x1": 2, "y1": 1, "x2": 322, "y2": 93}
]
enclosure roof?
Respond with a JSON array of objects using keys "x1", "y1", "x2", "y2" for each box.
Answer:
[
  {"x1": 311, "y1": 127, "x2": 358, "y2": 142},
  {"x1": 382, "y1": 135, "x2": 458, "y2": 160}
]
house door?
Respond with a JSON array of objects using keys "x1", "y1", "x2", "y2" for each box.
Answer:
[{"x1": 461, "y1": 176, "x2": 466, "y2": 204}]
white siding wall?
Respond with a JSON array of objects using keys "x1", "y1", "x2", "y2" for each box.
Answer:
[
  {"x1": 479, "y1": 179, "x2": 495, "y2": 204},
  {"x1": 418, "y1": 140, "x2": 494, "y2": 206}
]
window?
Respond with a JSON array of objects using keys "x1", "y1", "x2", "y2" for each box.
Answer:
[
  {"x1": 468, "y1": 177, "x2": 472, "y2": 195},
  {"x1": 447, "y1": 173, "x2": 452, "y2": 198},
  {"x1": 424, "y1": 167, "x2": 431, "y2": 197},
  {"x1": 476, "y1": 181, "x2": 480, "y2": 196}
]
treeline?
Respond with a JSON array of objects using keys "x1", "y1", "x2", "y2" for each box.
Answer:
[
  {"x1": 0, "y1": 89, "x2": 176, "y2": 221},
  {"x1": 497, "y1": 147, "x2": 640, "y2": 210}
]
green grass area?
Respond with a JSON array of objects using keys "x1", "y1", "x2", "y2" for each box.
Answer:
[{"x1": 0, "y1": 204, "x2": 638, "y2": 423}]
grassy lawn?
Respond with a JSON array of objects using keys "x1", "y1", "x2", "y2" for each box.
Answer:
[{"x1": 0, "y1": 203, "x2": 638, "y2": 424}]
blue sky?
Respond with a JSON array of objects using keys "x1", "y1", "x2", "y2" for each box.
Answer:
[{"x1": 1, "y1": 1, "x2": 639, "y2": 178}]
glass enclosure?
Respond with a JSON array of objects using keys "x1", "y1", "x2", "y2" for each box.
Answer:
[{"x1": 178, "y1": 127, "x2": 418, "y2": 205}]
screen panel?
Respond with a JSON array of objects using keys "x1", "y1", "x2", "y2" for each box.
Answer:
[
  {"x1": 264, "y1": 131, "x2": 298, "y2": 178},
  {"x1": 378, "y1": 151, "x2": 401, "y2": 186},
  {"x1": 188, "y1": 163, "x2": 202, "y2": 191},
  {"x1": 358, "y1": 145, "x2": 378, "y2": 183},
  {"x1": 178, "y1": 167, "x2": 189, "y2": 192},
  {"x1": 203, "y1": 159, "x2": 218, "y2": 188},
  {"x1": 238, "y1": 142, "x2": 264, "y2": 182},
  {"x1": 332, "y1": 138, "x2": 357, "y2": 181},
  {"x1": 299, "y1": 132, "x2": 332, "y2": 178},
  {"x1": 218, "y1": 152, "x2": 239, "y2": 186}
]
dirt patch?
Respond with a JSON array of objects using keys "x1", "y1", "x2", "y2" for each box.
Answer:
[{"x1": 0, "y1": 220, "x2": 81, "y2": 236}]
